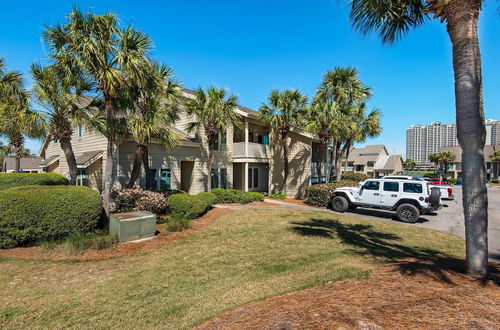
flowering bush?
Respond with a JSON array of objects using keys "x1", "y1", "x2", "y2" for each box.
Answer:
[
  {"x1": 110, "y1": 188, "x2": 169, "y2": 215},
  {"x1": 340, "y1": 172, "x2": 368, "y2": 183}
]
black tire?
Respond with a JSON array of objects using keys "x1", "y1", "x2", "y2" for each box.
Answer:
[
  {"x1": 396, "y1": 204, "x2": 420, "y2": 223},
  {"x1": 430, "y1": 187, "x2": 441, "y2": 208},
  {"x1": 331, "y1": 196, "x2": 349, "y2": 212}
]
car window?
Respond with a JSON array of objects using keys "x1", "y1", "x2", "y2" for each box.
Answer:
[
  {"x1": 383, "y1": 182, "x2": 399, "y2": 192},
  {"x1": 403, "y1": 183, "x2": 423, "y2": 193},
  {"x1": 364, "y1": 181, "x2": 380, "y2": 190}
]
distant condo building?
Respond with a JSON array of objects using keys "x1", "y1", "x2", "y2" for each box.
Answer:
[{"x1": 406, "y1": 119, "x2": 500, "y2": 163}]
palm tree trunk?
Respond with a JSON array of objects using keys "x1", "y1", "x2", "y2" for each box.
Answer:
[
  {"x1": 59, "y1": 137, "x2": 78, "y2": 185},
  {"x1": 281, "y1": 133, "x2": 288, "y2": 194},
  {"x1": 316, "y1": 142, "x2": 325, "y2": 183},
  {"x1": 11, "y1": 134, "x2": 24, "y2": 173},
  {"x1": 446, "y1": 1, "x2": 488, "y2": 276},
  {"x1": 207, "y1": 137, "x2": 215, "y2": 191},
  {"x1": 127, "y1": 144, "x2": 145, "y2": 188},
  {"x1": 143, "y1": 146, "x2": 154, "y2": 190},
  {"x1": 103, "y1": 96, "x2": 117, "y2": 217},
  {"x1": 332, "y1": 140, "x2": 342, "y2": 182}
]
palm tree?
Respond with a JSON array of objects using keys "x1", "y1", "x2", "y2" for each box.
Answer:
[
  {"x1": 491, "y1": 151, "x2": 500, "y2": 181},
  {"x1": 302, "y1": 97, "x2": 340, "y2": 183},
  {"x1": 259, "y1": 89, "x2": 307, "y2": 194},
  {"x1": 31, "y1": 63, "x2": 97, "y2": 185},
  {"x1": 44, "y1": 8, "x2": 152, "y2": 215},
  {"x1": 185, "y1": 87, "x2": 239, "y2": 191},
  {"x1": 125, "y1": 62, "x2": 181, "y2": 189},
  {"x1": 438, "y1": 151, "x2": 456, "y2": 177},
  {"x1": 347, "y1": 0, "x2": 488, "y2": 275},
  {"x1": 316, "y1": 67, "x2": 373, "y2": 181},
  {"x1": 0, "y1": 58, "x2": 45, "y2": 172},
  {"x1": 402, "y1": 158, "x2": 416, "y2": 173},
  {"x1": 428, "y1": 153, "x2": 441, "y2": 172}
]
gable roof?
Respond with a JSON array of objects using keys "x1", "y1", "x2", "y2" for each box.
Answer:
[
  {"x1": 348, "y1": 145, "x2": 388, "y2": 165},
  {"x1": 440, "y1": 145, "x2": 500, "y2": 163},
  {"x1": 2, "y1": 157, "x2": 42, "y2": 171},
  {"x1": 76, "y1": 150, "x2": 103, "y2": 168},
  {"x1": 374, "y1": 155, "x2": 402, "y2": 171}
]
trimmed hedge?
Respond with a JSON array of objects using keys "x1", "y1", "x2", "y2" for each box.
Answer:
[
  {"x1": 197, "y1": 192, "x2": 218, "y2": 207},
  {"x1": 0, "y1": 185, "x2": 102, "y2": 249},
  {"x1": 340, "y1": 172, "x2": 368, "y2": 183},
  {"x1": 167, "y1": 193, "x2": 210, "y2": 219},
  {"x1": 0, "y1": 173, "x2": 69, "y2": 190},
  {"x1": 304, "y1": 180, "x2": 359, "y2": 207},
  {"x1": 211, "y1": 188, "x2": 265, "y2": 204}
]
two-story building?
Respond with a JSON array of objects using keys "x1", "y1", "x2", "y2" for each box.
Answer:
[
  {"x1": 440, "y1": 145, "x2": 500, "y2": 180},
  {"x1": 38, "y1": 89, "x2": 329, "y2": 198},
  {"x1": 342, "y1": 145, "x2": 403, "y2": 178}
]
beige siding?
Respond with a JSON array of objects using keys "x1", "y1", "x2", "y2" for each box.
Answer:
[{"x1": 269, "y1": 130, "x2": 312, "y2": 198}]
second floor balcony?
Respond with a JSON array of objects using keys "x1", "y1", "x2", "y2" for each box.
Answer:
[{"x1": 233, "y1": 142, "x2": 269, "y2": 159}]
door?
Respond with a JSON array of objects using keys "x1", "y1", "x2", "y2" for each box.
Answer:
[
  {"x1": 358, "y1": 180, "x2": 380, "y2": 205},
  {"x1": 380, "y1": 181, "x2": 400, "y2": 207}
]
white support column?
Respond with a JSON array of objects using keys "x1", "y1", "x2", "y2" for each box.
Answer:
[
  {"x1": 244, "y1": 162, "x2": 249, "y2": 192},
  {"x1": 244, "y1": 118, "x2": 249, "y2": 157}
]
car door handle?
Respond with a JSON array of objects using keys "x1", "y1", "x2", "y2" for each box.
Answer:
[
  {"x1": 391, "y1": 194, "x2": 398, "y2": 197},
  {"x1": 374, "y1": 193, "x2": 380, "y2": 196}
]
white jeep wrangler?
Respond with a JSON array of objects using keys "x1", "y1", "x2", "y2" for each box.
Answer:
[{"x1": 330, "y1": 178, "x2": 441, "y2": 223}]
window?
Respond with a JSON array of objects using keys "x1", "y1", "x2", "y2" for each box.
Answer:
[
  {"x1": 248, "y1": 132, "x2": 254, "y2": 143},
  {"x1": 403, "y1": 183, "x2": 423, "y2": 193},
  {"x1": 76, "y1": 169, "x2": 88, "y2": 186},
  {"x1": 78, "y1": 125, "x2": 83, "y2": 138},
  {"x1": 248, "y1": 168, "x2": 259, "y2": 189},
  {"x1": 160, "y1": 169, "x2": 171, "y2": 191},
  {"x1": 220, "y1": 168, "x2": 228, "y2": 189},
  {"x1": 213, "y1": 132, "x2": 227, "y2": 151},
  {"x1": 383, "y1": 182, "x2": 399, "y2": 192},
  {"x1": 363, "y1": 181, "x2": 380, "y2": 190},
  {"x1": 211, "y1": 168, "x2": 219, "y2": 188},
  {"x1": 257, "y1": 135, "x2": 263, "y2": 144}
]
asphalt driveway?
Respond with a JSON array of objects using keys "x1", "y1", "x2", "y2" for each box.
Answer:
[{"x1": 348, "y1": 186, "x2": 500, "y2": 261}]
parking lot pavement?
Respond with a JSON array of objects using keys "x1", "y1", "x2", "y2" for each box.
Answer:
[{"x1": 349, "y1": 186, "x2": 500, "y2": 261}]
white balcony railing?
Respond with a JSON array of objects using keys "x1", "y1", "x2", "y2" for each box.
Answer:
[{"x1": 233, "y1": 142, "x2": 269, "y2": 159}]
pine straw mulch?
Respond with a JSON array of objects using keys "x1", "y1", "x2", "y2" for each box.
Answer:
[
  {"x1": 198, "y1": 257, "x2": 500, "y2": 330},
  {"x1": 268, "y1": 198, "x2": 316, "y2": 207},
  {"x1": 0, "y1": 208, "x2": 231, "y2": 262}
]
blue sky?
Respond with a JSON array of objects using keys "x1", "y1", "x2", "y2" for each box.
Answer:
[{"x1": 1, "y1": 1, "x2": 499, "y2": 156}]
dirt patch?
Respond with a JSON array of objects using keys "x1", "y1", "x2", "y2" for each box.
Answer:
[
  {"x1": 268, "y1": 198, "x2": 318, "y2": 208},
  {"x1": 0, "y1": 208, "x2": 231, "y2": 262},
  {"x1": 198, "y1": 257, "x2": 500, "y2": 329},
  {"x1": 219, "y1": 201, "x2": 280, "y2": 207}
]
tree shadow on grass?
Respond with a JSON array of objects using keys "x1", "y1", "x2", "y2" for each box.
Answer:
[
  {"x1": 290, "y1": 218, "x2": 443, "y2": 261},
  {"x1": 291, "y1": 218, "x2": 500, "y2": 285}
]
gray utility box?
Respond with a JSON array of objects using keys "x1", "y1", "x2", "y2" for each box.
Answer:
[{"x1": 110, "y1": 211, "x2": 157, "y2": 243}]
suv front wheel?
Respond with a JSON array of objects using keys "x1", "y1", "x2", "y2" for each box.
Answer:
[
  {"x1": 396, "y1": 204, "x2": 420, "y2": 223},
  {"x1": 331, "y1": 196, "x2": 349, "y2": 212}
]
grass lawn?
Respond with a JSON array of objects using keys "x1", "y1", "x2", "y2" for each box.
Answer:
[{"x1": 0, "y1": 209, "x2": 464, "y2": 329}]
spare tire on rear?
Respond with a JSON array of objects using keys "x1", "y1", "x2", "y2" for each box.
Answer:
[
  {"x1": 430, "y1": 187, "x2": 441, "y2": 208},
  {"x1": 331, "y1": 195, "x2": 349, "y2": 212}
]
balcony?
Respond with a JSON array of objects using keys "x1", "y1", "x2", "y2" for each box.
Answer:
[{"x1": 233, "y1": 142, "x2": 269, "y2": 159}]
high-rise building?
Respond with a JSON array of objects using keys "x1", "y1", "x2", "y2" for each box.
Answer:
[{"x1": 406, "y1": 119, "x2": 500, "y2": 163}]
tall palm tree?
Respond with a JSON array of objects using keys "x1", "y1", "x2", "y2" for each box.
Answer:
[
  {"x1": 185, "y1": 87, "x2": 239, "y2": 191},
  {"x1": 125, "y1": 62, "x2": 181, "y2": 189},
  {"x1": 317, "y1": 67, "x2": 373, "y2": 181},
  {"x1": 302, "y1": 98, "x2": 341, "y2": 183},
  {"x1": 31, "y1": 63, "x2": 97, "y2": 185},
  {"x1": 347, "y1": 0, "x2": 488, "y2": 275},
  {"x1": 44, "y1": 8, "x2": 152, "y2": 215},
  {"x1": 428, "y1": 152, "x2": 441, "y2": 172},
  {"x1": 402, "y1": 158, "x2": 417, "y2": 173},
  {"x1": 438, "y1": 151, "x2": 456, "y2": 177},
  {"x1": 491, "y1": 151, "x2": 500, "y2": 181},
  {"x1": 259, "y1": 89, "x2": 307, "y2": 194},
  {"x1": 0, "y1": 58, "x2": 45, "y2": 172}
]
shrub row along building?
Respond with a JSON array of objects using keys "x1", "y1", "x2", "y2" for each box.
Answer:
[{"x1": 36, "y1": 89, "x2": 400, "y2": 197}]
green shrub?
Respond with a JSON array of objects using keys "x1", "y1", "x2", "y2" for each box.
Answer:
[
  {"x1": 63, "y1": 231, "x2": 117, "y2": 255},
  {"x1": 164, "y1": 214, "x2": 191, "y2": 232},
  {"x1": 304, "y1": 180, "x2": 359, "y2": 207},
  {"x1": 197, "y1": 192, "x2": 217, "y2": 208},
  {"x1": 167, "y1": 194, "x2": 208, "y2": 219},
  {"x1": 423, "y1": 172, "x2": 437, "y2": 178},
  {"x1": 0, "y1": 185, "x2": 102, "y2": 249},
  {"x1": 211, "y1": 188, "x2": 265, "y2": 204},
  {"x1": 492, "y1": 179, "x2": 499, "y2": 184},
  {"x1": 0, "y1": 173, "x2": 69, "y2": 190},
  {"x1": 269, "y1": 190, "x2": 286, "y2": 200},
  {"x1": 447, "y1": 178, "x2": 457, "y2": 184},
  {"x1": 340, "y1": 172, "x2": 368, "y2": 183}
]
